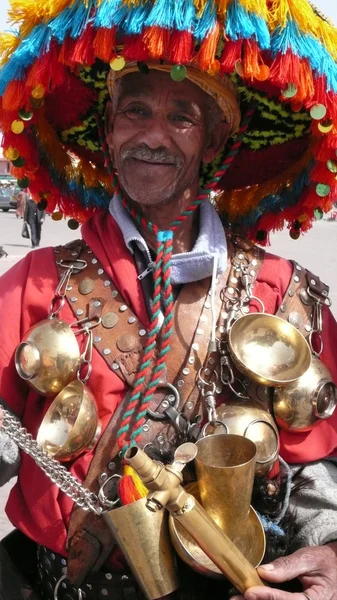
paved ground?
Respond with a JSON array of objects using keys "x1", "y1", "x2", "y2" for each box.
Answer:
[{"x1": 0, "y1": 208, "x2": 336, "y2": 537}]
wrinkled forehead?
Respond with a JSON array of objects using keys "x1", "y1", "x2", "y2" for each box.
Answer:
[{"x1": 116, "y1": 70, "x2": 210, "y2": 112}]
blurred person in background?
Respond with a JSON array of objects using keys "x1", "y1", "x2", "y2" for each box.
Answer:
[
  {"x1": 15, "y1": 191, "x2": 26, "y2": 219},
  {"x1": 24, "y1": 196, "x2": 45, "y2": 248}
]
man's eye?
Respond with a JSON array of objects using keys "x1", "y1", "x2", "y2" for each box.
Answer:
[
  {"x1": 124, "y1": 106, "x2": 148, "y2": 117},
  {"x1": 170, "y1": 114, "x2": 194, "y2": 125}
]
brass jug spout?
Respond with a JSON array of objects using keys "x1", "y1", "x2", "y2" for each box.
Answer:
[{"x1": 125, "y1": 444, "x2": 265, "y2": 594}]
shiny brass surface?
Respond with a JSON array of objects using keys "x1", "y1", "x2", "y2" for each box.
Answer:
[
  {"x1": 37, "y1": 380, "x2": 101, "y2": 461},
  {"x1": 15, "y1": 318, "x2": 81, "y2": 395},
  {"x1": 228, "y1": 313, "x2": 311, "y2": 386},
  {"x1": 103, "y1": 498, "x2": 179, "y2": 600},
  {"x1": 126, "y1": 445, "x2": 265, "y2": 593},
  {"x1": 169, "y1": 483, "x2": 265, "y2": 578},
  {"x1": 213, "y1": 401, "x2": 279, "y2": 475},
  {"x1": 273, "y1": 356, "x2": 337, "y2": 431}
]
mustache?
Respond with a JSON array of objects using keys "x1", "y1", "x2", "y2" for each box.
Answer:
[{"x1": 121, "y1": 144, "x2": 183, "y2": 168}]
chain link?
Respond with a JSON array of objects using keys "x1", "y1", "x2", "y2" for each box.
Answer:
[{"x1": 1, "y1": 409, "x2": 112, "y2": 515}]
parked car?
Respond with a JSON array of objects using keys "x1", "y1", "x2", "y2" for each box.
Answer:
[{"x1": 0, "y1": 188, "x2": 15, "y2": 212}]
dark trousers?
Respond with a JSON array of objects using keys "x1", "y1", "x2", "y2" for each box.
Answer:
[{"x1": 29, "y1": 221, "x2": 42, "y2": 247}]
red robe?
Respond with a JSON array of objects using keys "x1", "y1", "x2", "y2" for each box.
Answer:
[{"x1": 0, "y1": 211, "x2": 337, "y2": 557}]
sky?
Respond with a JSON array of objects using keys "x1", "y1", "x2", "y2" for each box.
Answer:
[{"x1": 0, "y1": 0, "x2": 336, "y2": 30}]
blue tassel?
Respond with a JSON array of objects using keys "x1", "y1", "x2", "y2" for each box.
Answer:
[
  {"x1": 48, "y1": 0, "x2": 94, "y2": 41},
  {"x1": 0, "y1": 24, "x2": 51, "y2": 94},
  {"x1": 241, "y1": 166, "x2": 311, "y2": 228},
  {"x1": 69, "y1": 0, "x2": 95, "y2": 39},
  {"x1": 144, "y1": 0, "x2": 195, "y2": 32},
  {"x1": 193, "y1": 1, "x2": 217, "y2": 41},
  {"x1": 94, "y1": 0, "x2": 128, "y2": 29},
  {"x1": 123, "y1": 4, "x2": 153, "y2": 35},
  {"x1": 225, "y1": 3, "x2": 270, "y2": 49}
]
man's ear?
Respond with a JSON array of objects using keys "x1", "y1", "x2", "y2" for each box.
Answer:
[{"x1": 202, "y1": 121, "x2": 230, "y2": 164}]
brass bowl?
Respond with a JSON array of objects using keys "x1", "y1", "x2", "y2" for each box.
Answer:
[
  {"x1": 15, "y1": 318, "x2": 81, "y2": 395},
  {"x1": 228, "y1": 314, "x2": 311, "y2": 387},
  {"x1": 273, "y1": 356, "x2": 337, "y2": 431},
  {"x1": 37, "y1": 380, "x2": 101, "y2": 461},
  {"x1": 169, "y1": 483, "x2": 265, "y2": 579},
  {"x1": 214, "y1": 401, "x2": 279, "y2": 476}
]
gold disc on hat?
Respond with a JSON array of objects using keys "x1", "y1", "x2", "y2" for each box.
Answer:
[
  {"x1": 102, "y1": 312, "x2": 118, "y2": 329},
  {"x1": 110, "y1": 56, "x2": 126, "y2": 71},
  {"x1": 11, "y1": 120, "x2": 24, "y2": 134},
  {"x1": 318, "y1": 120, "x2": 333, "y2": 134}
]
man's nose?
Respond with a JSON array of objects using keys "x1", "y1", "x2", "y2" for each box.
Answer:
[{"x1": 138, "y1": 114, "x2": 171, "y2": 149}]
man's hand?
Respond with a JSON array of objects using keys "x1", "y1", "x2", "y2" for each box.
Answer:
[{"x1": 231, "y1": 542, "x2": 337, "y2": 600}]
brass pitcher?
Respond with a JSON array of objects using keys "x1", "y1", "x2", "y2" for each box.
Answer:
[
  {"x1": 170, "y1": 434, "x2": 265, "y2": 578},
  {"x1": 103, "y1": 498, "x2": 179, "y2": 600}
]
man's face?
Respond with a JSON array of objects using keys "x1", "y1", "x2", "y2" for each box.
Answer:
[{"x1": 106, "y1": 71, "x2": 227, "y2": 206}]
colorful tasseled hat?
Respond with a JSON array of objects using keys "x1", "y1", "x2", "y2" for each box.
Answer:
[{"x1": 1, "y1": 0, "x2": 337, "y2": 241}]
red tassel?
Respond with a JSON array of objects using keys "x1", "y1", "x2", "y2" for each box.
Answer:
[
  {"x1": 220, "y1": 39, "x2": 243, "y2": 74},
  {"x1": 93, "y1": 27, "x2": 117, "y2": 62},
  {"x1": 270, "y1": 50, "x2": 300, "y2": 89},
  {"x1": 167, "y1": 30, "x2": 193, "y2": 64},
  {"x1": 58, "y1": 37, "x2": 77, "y2": 67},
  {"x1": 123, "y1": 35, "x2": 150, "y2": 62},
  {"x1": 2, "y1": 80, "x2": 28, "y2": 111},
  {"x1": 68, "y1": 25, "x2": 96, "y2": 66}
]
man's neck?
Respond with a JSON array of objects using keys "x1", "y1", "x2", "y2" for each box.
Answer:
[{"x1": 131, "y1": 186, "x2": 200, "y2": 254}]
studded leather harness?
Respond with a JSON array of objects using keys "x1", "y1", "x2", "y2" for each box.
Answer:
[{"x1": 53, "y1": 236, "x2": 330, "y2": 587}]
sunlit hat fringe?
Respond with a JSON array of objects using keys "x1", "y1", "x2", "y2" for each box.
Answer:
[{"x1": 0, "y1": 0, "x2": 337, "y2": 240}]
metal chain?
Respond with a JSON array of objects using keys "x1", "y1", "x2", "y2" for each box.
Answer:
[{"x1": 1, "y1": 409, "x2": 112, "y2": 515}]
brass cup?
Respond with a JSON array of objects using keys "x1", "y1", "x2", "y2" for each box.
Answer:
[
  {"x1": 103, "y1": 498, "x2": 179, "y2": 600},
  {"x1": 228, "y1": 313, "x2": 311, "y2": 386},
  {"x1": 15, "y1": 318, "x2": 81, "y2": 395},
  {"x1": 273, "y1": 356, "x2": 337, "y2": 431},
  {"x1": 37, "y1": 380, "x2": 101, "y2": 461}
]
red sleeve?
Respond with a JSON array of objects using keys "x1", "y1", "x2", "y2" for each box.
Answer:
[{"x1": 0, "y1": 249, "x2": 58, "y2": 417}]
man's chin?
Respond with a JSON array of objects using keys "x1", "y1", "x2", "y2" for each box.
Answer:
[{"x1": 120, "y1": 180, "x2": 179, "y2": 206}]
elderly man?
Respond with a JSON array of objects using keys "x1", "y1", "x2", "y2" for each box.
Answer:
[{"x1": 1, "y1": 1, "x2": 337, "y2": 600}]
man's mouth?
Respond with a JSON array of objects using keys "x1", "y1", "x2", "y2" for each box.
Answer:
[{"x1": 129, "y1": 157, "x2": 176, "y2": 166}]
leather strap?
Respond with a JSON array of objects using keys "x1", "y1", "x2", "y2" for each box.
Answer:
[{"x1": 275, "y1": 260, "x2": 330, "y2": 337}]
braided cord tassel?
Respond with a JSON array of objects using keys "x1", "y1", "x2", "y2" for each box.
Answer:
[
  {"x1": 129, "y1": 230, "x2": 174, "y2": 447},
  {"x1": 117, "y1": 233, "x2": 163, "y2": 453}
]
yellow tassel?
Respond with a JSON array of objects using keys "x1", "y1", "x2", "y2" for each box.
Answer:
[
  {"x1": 8, "y1": 0, "x2": 77, "y2": 38},
  {"x1": 193, "y1": 0, "x2": 208, "y2": 17},
  {"x1": 0, "y1": 33, "x2": 20, "y2": 66},
  {"x1": 124, "y1": 465, "x2": 148, "y2": 498},
  {"x1": 268, "y1": 0, "x2": 337, "y2": 61},
  {"x1": 239, "y1": 0, "x2": 268, "y2": 19}
]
